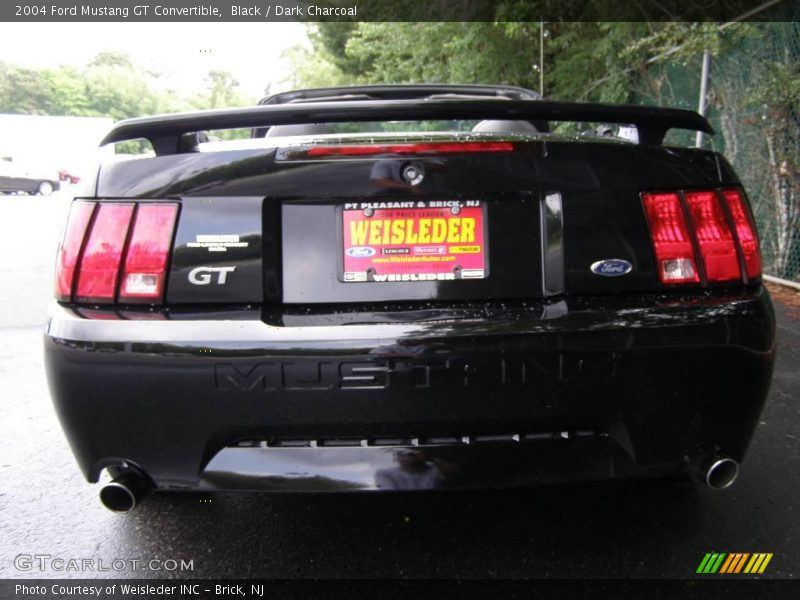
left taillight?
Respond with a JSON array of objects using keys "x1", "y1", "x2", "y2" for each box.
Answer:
[
  {"x1": 55, "y1": 201, "x2": 96, "y2": 301},
  {"x1": 55, "y1": 201, "x2": 179, "y2": 304}
]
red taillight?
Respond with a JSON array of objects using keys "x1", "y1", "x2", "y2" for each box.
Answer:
[
  {"x1": 302, "y1": 141, "x2": 515, "y2": 158},
  {"x1": 643, "y1": 188, "x2": 761, "y2": 286},
  {"x1": 684, "y1": 191, "x2": 740, "y2": 282},
  {"x1": 120, "y1": 204, "x2": 178, "y2": 301},
  {"x1": 57, "y1": 201, "x2": 179, "y2": 304},
  {"x1": 722, "y1": 189, "x2": 761, "y2": 279},
  {"x1": 642, "y1": 192, "x2": 699, "y2": 284},
  {"x1": 55, "y1": 201, "x2": 96, "y2": 301},
  {"x1": 75, "y1": 203, "x2": 135, "y2": 303}
]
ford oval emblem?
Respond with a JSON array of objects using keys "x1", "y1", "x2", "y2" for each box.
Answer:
[
  {"x1": 347, "y1": 246, "x2": 376, "y2": 258},
  {"x1": 590, "y1": 259, "x2": 633, "y2": 277}
]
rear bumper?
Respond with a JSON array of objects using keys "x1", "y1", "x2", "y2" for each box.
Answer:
[{"x1": 44, "y1": 289, "x2": 776, "y2": 491}]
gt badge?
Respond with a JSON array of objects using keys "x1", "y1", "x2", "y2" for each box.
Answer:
[{"x1": 188, "y1": 266, "x2": 236, "y2": 285}]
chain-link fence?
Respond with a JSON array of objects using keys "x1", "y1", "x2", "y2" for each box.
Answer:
[{"x1": 637, "y1": 21, "x2": 800, "y2": 284}]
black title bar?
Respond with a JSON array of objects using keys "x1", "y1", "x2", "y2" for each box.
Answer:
[{"x1": 2, "y1": 0, "x2": 797, "y2": 22}]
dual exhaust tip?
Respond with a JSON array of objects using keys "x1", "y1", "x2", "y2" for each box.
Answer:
[
  {"x1": 97, "y1": 453, "x2": 741, "y2": 511},
  {"x1": 692, "y1": 454, "x2": 739, "y2": 491},
  {"x1": 99, "y1": 470, "x2": 151, "y2": 512}
]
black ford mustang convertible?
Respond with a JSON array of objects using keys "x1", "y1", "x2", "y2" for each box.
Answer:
[{"x1": 44, "y1": 85, "x2": 775, "y2": 511}]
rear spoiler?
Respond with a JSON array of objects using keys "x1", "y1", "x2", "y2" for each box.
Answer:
[{"x1": 100, "y1": 99, "x2": 714, "y2": 155}]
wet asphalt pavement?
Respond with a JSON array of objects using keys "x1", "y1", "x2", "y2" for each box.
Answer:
[{"x1": 0, "y1": 194, "x2": 798, "y2": 580}]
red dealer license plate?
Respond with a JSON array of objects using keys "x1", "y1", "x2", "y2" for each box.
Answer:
[{"x1": 341, "y1": 200, "x2": 487, "y2": 283}]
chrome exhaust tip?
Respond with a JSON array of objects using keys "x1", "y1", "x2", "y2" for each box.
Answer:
[
  {"x1": 99, "y1": 471, "x2": 151, "y2": 512},
  {"x1": 704, "y1": 456, "x2": 739, "y2": 490}
]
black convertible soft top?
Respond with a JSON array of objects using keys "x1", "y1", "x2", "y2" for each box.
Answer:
[{"x1": 259, "y1": 84, "x2": 543, "y2": 104}]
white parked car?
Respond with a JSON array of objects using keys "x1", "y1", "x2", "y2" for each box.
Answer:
[{"x1": 0, "y1": 157, "x2": 61, "y2": 195}]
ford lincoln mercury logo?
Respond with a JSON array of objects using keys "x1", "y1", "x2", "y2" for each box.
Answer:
[
  {"x1": 590, "y1": 259, "x2": 633, "y2": 277},
  {"x1": 347, "y1": 246, "x2": 377, "y2": 258}
]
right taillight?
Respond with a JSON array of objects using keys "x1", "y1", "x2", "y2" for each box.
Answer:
[
  {"x1": 55, "y1": 201, "x2": 179, "y2": 304},
  {"x1": 119, "y1": 204, "x2": 178, "y2": 302},
  {"x1": 684, "y1": 191, "x2": 740, "y2": 282},
  {"x1": 722, "y1": 189, "x2": 761, "y2": 280},
  {"x1": 642, "y1": 192, "x2": 699, "y2": 284},
  {"x1": 642, "y1": 188, "x2": 761, "y2": 286}
]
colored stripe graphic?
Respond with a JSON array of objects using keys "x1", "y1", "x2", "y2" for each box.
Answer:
[
  {"x1": 744, "y1": 553, "x2": 773, "y2": 574},
  {"x1": 697, "y1": 553, "x2": 727, "y2": 573},
  {"x1": 699, "y1": 553, "x2": 773, "y2": 575},
  {"x1": 710, "y1": 553, "x2": 726, "y2": 573},
  {"x1": 696, "y1": 553, "x2": 713, "y2": 573},
  {"x1": 759, "y1": 554, "x2": 773, "y2": 573},
  {"x1": 733, "y1": 553, "x2": 750, "y2": 574},
  {"x1": 720, "y1": 553, "x2": 749, "y2": 573},
  {"x1": 719, "y1": 554, "x2": 736, "y2": 574}
]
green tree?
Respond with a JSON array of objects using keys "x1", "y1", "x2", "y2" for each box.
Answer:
[
  {"x1": 282, "y1": 44, "x2": 350, "y2": 89},
  {"x1": 0, "y1": 53, "x2": 249, "y2": 120},
  {"x1": 82, "y1": 64, "x2": 165, "y2": 120},
  {"x1": 288, "y1": 21, "x2": 652, "y2": 104},
  {"x1": 0, "y1": 53, "x2": 186, "y2": 119},
  {"x1": 544, "y1": 22, "x2": 651, "y2": 103},
  {"x1": 88, "y1": 51, "x2": 134, "y2": 69},
  {"x1": 0, "y1": 64, "x2": 54, "y2": 115},
  {"x1": 202, "y1": 69, "x2": 247, "y2": 109}
]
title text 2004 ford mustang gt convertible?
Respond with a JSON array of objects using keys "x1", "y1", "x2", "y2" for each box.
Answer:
[{"x1": 44, "y1": 85, "x2": 775, "y2": 511}]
